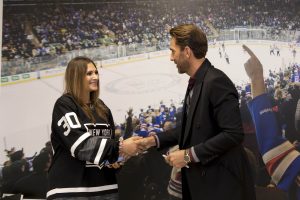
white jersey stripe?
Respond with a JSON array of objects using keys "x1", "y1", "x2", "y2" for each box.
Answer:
[
  {"x1": 262, "y1": 141, "x2": 294, "y2": 163},
  {"x1": 94, "y1": 139, "x2": 107, "y2": 164},
  {"x1": 46, "y1": 184, "x2": 118, "y2": 198},
  {"x1": 70, "y1": 132, "x2": 91, "y2": 157},
  {"x1": 271, "y1": 150, "x2": 300, "y2": 184}
]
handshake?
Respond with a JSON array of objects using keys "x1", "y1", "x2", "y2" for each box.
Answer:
[
  {"x1": 114, "y1": 136, "x2": 190, "y2": 169},
  {"x1": 119, "y1": 136, "x2": 156, "y2": 160}
]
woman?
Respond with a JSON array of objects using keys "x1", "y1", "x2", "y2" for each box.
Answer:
[{"x1": 47, "y1": 56, "x2": 139, "y2": 200}]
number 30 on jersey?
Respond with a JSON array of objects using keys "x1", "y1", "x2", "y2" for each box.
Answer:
[{"x1": 58, "y1": 112, "x2": 81, "y2": 136}]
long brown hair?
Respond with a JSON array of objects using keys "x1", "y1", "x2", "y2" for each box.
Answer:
[{"x1": 64, "y1": 56, "x2": 108, "y2": 122}]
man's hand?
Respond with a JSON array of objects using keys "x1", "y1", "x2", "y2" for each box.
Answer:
[
  {"x1": 119, "y1": 136, "x2": 143, "y2": 159},
  {"x1": 165, "y1": 149, "x2": 188, "y2": 169},
  {"x1": 243, "y1": 44, "x2": 264, "y2": 81},
  {"x1": 243, "y1": 44, "x2": 265, "y2": 98},
  {"x1": 135, "y1": 136, "x2": 156, "y2": 151}
]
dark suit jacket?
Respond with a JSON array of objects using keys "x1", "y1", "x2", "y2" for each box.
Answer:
[{"x1": 157, "y1": 59, "x2": 256, "y2": 200}]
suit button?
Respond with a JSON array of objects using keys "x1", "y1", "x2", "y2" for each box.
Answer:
[{"x1": 201, "y1": 170, "x2": 206, "y2": 176}]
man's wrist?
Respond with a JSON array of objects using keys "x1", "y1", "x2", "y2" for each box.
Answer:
[
  {"x1": 151, "y1": 135, "x2": 160, "y2": 148},
  {"x1": 184, "y1": 149, "x2": 191, "y2": 164},
  {"x1": 149, "y1": 135, "x2": 157, "y2": 147}
]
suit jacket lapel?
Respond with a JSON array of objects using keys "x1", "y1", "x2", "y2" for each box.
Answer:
[
  {"x1": 182, "y1": 59, "x2": 211, "y2": 146},
  {"x1": 179, "y1": 86, "x2": 189, "y2": 146}
]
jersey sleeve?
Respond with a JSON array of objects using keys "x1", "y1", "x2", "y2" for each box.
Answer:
[
  {"x1": 248, "y1": 93, "x2": 300, "y2": 191},
  {"x1": 51, "y1": 96, "x2": 119, "y2": 165}
]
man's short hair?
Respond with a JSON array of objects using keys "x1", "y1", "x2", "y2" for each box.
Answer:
[
  {"x1": 33, "y1": 152, "x2": 50, "y2": 172},
  {"x1": 169, "y1": 24, "x2": 208, "y2": 59}
]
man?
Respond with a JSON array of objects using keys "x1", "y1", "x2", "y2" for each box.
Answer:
[
  {"x1": 138, "y1": 24, "x2": 255, "y2": 199},
  {"x1": 243, "y1": 44, "x2": 300, "y2": 200},
  {"x1": 12, "y1": 152, "x2": 51, "y2": 198}
]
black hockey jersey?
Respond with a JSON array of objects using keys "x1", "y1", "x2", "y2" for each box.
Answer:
[{"x1": 47, "y1": 94, "x2": 119, "y2": 199}]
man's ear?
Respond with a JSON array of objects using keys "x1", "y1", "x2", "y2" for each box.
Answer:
[{"x1": 185, "y1": 46, "x2": 191, "y2": 58}]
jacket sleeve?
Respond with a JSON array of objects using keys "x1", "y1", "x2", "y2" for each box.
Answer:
[
  {"x1": 156, "y1": 125, "x2": 180, "y2": 149},
  {"x1": 193, "y1": 74, "x2": 244, "y2": 164},
  {"x1": 51, "y1": 97, "x2": 119, "y2": 165}
]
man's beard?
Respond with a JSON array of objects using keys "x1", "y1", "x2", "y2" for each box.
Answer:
[{"x1": 176, "y1": 58, "x2": 189, "y2": 74}]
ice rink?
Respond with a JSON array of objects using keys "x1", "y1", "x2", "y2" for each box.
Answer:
[{"x1": 0, "y1": 41, "x2": 299, "y2": 163}]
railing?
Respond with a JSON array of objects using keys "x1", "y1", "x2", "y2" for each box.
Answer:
[
  {"x1": 218, "y1": 27, "x2": 300, "y2": 42},
  {"x1": 1, "y1": 27, "x2": 299, "y2": 77},
  {"x1": 1, "y1": 41, "x2": 170, "y2": 77}
]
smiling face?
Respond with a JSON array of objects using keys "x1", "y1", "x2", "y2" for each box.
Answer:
[
  {"x1": 84, "y1": 62, "x2": 99, "y2": 93},
  {"x1": 65, "y1": 57, "x2": 101, "y2": 105},
  {"x1": 170, "y1": 37, "x2": 189, "y2": 74}
]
